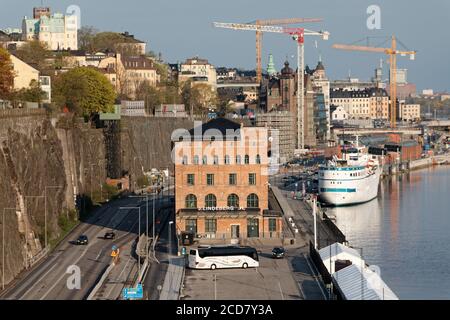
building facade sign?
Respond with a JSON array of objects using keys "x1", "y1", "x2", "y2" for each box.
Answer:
[{"x1": 198, "y1": 207, "x2": 246, "y2": 212}]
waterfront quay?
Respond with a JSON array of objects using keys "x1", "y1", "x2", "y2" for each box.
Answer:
[{"x1": 332, "y1": 165, "x2": 450, "y2": 299}]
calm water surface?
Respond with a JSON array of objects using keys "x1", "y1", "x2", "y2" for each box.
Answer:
[{"x1": 330, "y1": 166, "x2": 450, "y2": 299}]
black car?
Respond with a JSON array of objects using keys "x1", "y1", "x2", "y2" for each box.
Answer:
[
  {"x1": 104, "y1": 231, "x2": 116, "y2": 240},
  {"x1": 76, "y1": 235, "x2": 89, "y2": 245},
  {"x1": 272, "y1": 247, "x2": 286, "y2": 259}
]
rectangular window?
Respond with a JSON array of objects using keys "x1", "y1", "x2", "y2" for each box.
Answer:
[
  {"x1": 269, "y1": 218, "x2": 277, "y2": 232},
  {"x1": 207, "y1": 174, "x2": 214, "y2": 186},
  {"x1": 186, "y1": 219, "x2": 197, "y2": 234},
  {"x1": 205, "y1": 219, "x2": 217, "y2": 233},
  {"x1": 187, "y1": 174, "x2": 195, "y2": 186},
  {"x1": 249, "y1": 173, "x2": 256, "y2": 185},
  {"x1": 229, "y1": 173, "x2": 237, "y2": 185}
]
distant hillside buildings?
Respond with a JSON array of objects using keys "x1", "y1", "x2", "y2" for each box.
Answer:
[
  {"x1": 22, "y1": 7, "x2": 78, "y2": 50},
  {"x1": 178, "y1": 57, "x2": 217, "y2": 88},
  {"x1": 259, "y1": 59, "x2": 331, "y2": 148}
]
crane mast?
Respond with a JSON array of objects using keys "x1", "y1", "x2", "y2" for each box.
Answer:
[
  {"x1": 213, "y1": 22, "x2": 329, "y2": 150},
  {"x1": 332, "y1": 36, "x2": 416, "y2": 128},
  {"x1": 254, "y1": 18, "x2": 323, "y2": 83}
]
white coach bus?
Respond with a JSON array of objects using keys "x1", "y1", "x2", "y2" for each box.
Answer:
[{"x1": 188, "y1": 246, "x2": 259, "y2": 270}]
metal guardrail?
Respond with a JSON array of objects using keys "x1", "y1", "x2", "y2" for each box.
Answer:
[
  {"x1": 27, "y1": 247, "x2": 50, "y2": 269},
  {"x1": 86, "y1": 264, "x2": 115, "y2": 300}
]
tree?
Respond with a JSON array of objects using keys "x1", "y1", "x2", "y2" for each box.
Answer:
[
  {"x1": 14, "y1": 79, "x2": 46, "y2": 103},
  {"x1": 135, "y1": 81, "x2": 163, "y2": 115},
  {"x1": 153, "y1": 61, "x2": 169, "y2": 84},
  {"x1": 14, "y1": 40, "x2": 51, "y2": 71},
  {"x1": 53, "y1": 67, "x2": 116, "y2": 118},
  {"x1": 195, "y1": 83, "x2": 219, "y2": 110},
  {"x1": 78, "y1": 26, "x2": 99, "y2": 52},
  {"x1": 181, "y1": 80, "x2": 199, "y2": 115},
  {"x1": 0, "y1": 47, "x2": 14, "y2": 99}
]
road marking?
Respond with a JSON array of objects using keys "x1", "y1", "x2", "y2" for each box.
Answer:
[
  {"x1": 18, "y1": 262, "x2": 59, "y2": 299},
  {"x1": 95, "y1": 249, "x2": 103, "y2": 261},
  {"x1": 278, "y1": 281, "x2": 284, "y2": 300},
  {"x1": 14, "y1": 202, "x2": 153, "y2": 300},
  {"x1": 40, "y1": 244, "x2": 93, "y2": 300},
  {"x1": 104, "y1": 256, "x2": 133, "y2": 299}
]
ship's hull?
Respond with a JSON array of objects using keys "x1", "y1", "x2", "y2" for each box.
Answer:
[{"x1": 318, "y1": 166, "x2": 381, "y2": 206}]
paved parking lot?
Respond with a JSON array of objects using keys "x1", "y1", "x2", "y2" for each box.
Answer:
[{"x1": 181, "y1": 250, "x2": 303, "y2": 300}]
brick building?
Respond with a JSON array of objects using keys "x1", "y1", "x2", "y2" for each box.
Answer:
[{"x1": 173, "y1": 118, "x2": 282, "y2": 242}]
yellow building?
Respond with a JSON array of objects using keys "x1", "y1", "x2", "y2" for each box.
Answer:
[
  {"x1": 173, "y1": 118, "x2": 282, "y2": 242},
  {"x1": 399, "y1": 104, "x2": 421, "y2": 122},
  {"x1": 10, "y1": 54, "x2": 39, "y2": 90},
  {"x1": 331, "y1": 88, "x2": 389, "y2": 120},
  {"x1": 98, "y1": 53, "x2": 160, "y2": 99},
  {"x1": 179, "y1": 57, "x2": 217, "y2": 89}
]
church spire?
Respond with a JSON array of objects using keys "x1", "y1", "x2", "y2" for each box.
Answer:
[{"x1": 267, "y1": 54, "x2": 276, "y2": 77}]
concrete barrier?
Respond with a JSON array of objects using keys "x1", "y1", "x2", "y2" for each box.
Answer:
[{"x1": 86, "y1": 263, "x2": 115, "y2": 300}]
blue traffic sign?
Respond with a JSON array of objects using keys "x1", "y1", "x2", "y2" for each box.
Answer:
[{"x1": 123, "y1": 284, "x2": 143, "y2": 300}]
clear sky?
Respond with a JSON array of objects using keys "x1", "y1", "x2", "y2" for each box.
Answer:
[{"x1": 2, "y1": 0, "x2": 449, "y2": 91}]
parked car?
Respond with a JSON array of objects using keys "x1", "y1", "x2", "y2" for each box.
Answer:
[
  {"x1": 272, "y1": 247, "x2": 286, "y2": 259},
  {"x1": 76, "y1": 235, "x2": 89, "y2": 245},
  {"x1": 104, "y1": 231, "x2": 116, "y2": 240}
]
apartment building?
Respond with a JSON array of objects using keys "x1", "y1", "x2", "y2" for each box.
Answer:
[{"x1": 174, "y1": 118, "x2": 282, "y2": 241}]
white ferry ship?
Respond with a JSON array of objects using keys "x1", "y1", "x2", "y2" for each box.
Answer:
[{"x1": 318, "y1": 147, "x2": 382, "y2": 206}]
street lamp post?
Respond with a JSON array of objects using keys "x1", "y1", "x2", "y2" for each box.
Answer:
[
  {"x1": 24, "y1": 196, "x2": 44, "y2": 269},
  {"x1": 312, "y1": 195, "x2": 318, "y2": 250},
  {"x1": 128, "y1": 191, "x2": 159, "y2": 256},
  {"x1": 2, "y1": 208, "x2": 16, "y2": 291},
  {"x1": 45, "y1": 186, "x2": 63, "y2": 249},
  {"x1": 153, "y1": 189, "x2": 156, "y2": 251},
  {"x1": 168, "y1": 221, "x2": 174, "y2": 262},
  {"x1": 120, "y1": 206, "x2": 142, "y2": 277}
]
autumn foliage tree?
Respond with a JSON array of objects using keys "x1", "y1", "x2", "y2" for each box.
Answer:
[
  {"x1": 0, "y1": 48, "x2": 14, "y2": 99},
  {"x1": 53, "y1": 67, "x2": 116, "y2": 118},
  {"x1": 14, "y1": 40, "x2": 51, "y2": 72},
  {"x1": 181, "y1": 81, "x2": 218, "y2": 115}
]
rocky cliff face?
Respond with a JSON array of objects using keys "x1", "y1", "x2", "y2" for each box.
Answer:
[
  {"x1": 0, "y1": 112, "x2": 195, "y2": 288},
  {"x1": 0, "y1": 115, "x2": 66, "y2": 284},
  {"x1": 0, "y1": 113, "x2": 106, "y2": 287},
  {"x1": 121, "y1": 117, "x2": 194, "y2": 178}
]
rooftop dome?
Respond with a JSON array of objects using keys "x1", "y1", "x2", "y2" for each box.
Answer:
[
  {"x1": 316, "y1": 61, "x2": 325, "y2": 71},
  {"x1": 281, "y1": 60, "x2": 293, "y2": 75}
]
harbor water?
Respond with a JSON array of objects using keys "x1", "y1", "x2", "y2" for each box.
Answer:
[{"x1": 330, "y1": 166, "x2": 450, "y2": 299}]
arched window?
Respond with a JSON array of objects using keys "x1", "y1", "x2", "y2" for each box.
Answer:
[
  {"x1": 247, "y1": 193, "x2": 259, "y2": 208},
  {"x1": 202, "y1": 155, "x2": 208, "y2": 165},
  {"x1": 236, "y1": 155, "x2": 241, "y2": 164},
  {"x1": 193, "y1": 155, "x2": 199, "y2": 165},
  {"x1": 205, "y1": 194, "x2": 217, "y2": 208},
  {"x1": 213, "y1": 155, "x2": 219, "y2": 165},
  {"x1": 182, "y1": 155, "x2": 188, "y2": 165},
  {"x1": 244, "y1": 155, "x2": 250, "y2": 164},
  {"x1": 227, "y1": 194, "x2": 239, "y2": 208},
  {"x1": 185, "y1": 194, "x2": 197, "y2": 208},
  {"x1": 256, "y1": 154, "x2": 261, "y2": 164},
  {"x1": 224, "y1": 155, "x2": 230, "y2": 165}
]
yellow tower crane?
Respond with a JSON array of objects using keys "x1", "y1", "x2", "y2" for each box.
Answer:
[{"x1": 333, "y1": 36, "x2": 416, "y2": 128}]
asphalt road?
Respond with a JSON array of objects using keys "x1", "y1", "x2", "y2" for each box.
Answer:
[
  {"x1": 142, "y1": 204, "x2": 177, "y2": 300},
  {"x1": 1, "y1": 193, "x2": 172, "y2": 300}
]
